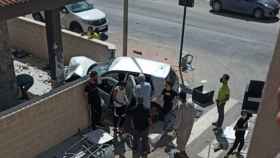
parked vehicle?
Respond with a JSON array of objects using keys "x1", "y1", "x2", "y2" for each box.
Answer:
[
  {"x1": 32, "y1": 0, "x2": 108, "y2": 33},
  {"x1": 65, "y1": 56, "x2": 179, "y2": 109},
  {"x1": 210, "y1": 0, "x2": 280, "y2": 19}
]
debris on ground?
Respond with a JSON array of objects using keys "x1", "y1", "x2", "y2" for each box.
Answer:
[{"x1": 14, "y1": 60, "x2": 52, "y2": 96}]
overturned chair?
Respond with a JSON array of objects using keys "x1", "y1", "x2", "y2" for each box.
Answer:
[{"x1": 192, "y1": 85, "x2": 215, "y2": 108}]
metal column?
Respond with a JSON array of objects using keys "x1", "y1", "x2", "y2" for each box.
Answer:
[
  {"x1": 0, "y1": 20, "x2": 18, "y2": 111},
  {"x1": 45, "y1": 9, "x2": 65, "y2": 87},
  {"x1": 178, "y1": 6, "x2": 187, "y2": 86}
]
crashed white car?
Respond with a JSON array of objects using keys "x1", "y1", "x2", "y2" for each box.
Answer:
[{"x1": 65, "y1": 56, "x2": 179, "y2": 109}]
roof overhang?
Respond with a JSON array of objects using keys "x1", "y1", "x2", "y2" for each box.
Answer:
[{"x1": 0, "y1": 0, "x2": 81, "y2": 21}]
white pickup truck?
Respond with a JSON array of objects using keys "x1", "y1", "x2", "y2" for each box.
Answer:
[{"x1": 32, "y1": 0, "x2": 108, "y2": 33}]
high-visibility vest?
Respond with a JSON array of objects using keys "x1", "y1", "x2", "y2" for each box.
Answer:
[{"x1": 87, "y1": 31, "x2": 100, "y2": 39}]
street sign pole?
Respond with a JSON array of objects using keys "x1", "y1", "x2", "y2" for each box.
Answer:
[
  {"x1": 179, "y1": 5, "x2": 187, "y2": 71},
  {"x1": 178, "y1": 0, "x2": 194, "y2": 87},
  {"x1": 123, "y1": 0, "x2": 128, "y2": 56},
  {"x1": 179, "y1": 5, "x2": 187, "y2": 87}
]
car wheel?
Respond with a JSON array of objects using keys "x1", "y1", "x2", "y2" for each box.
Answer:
[
  {"x1": 212, "y1": 1, "x2": 222, "y2": 12},
  {"x1": 32, "y1": 13, "x2": 44, "y2": 22},
  {"x1": 253, "y1": 8, "x2": 264, "y2": 19},
  {"x1": 70, "y1": 23, "x2": 83, "y2": 33}
]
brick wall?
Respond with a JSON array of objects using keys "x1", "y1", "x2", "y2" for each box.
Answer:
[
  {"x1": 7, "y1": 17, "x2": 115, "y2": 63},
  {"x1": 0, "y1": 79, "x2": 90, "y2": 158},
  {"x1": 247, "y1": 27, "x2": 280, "y2": 157}
]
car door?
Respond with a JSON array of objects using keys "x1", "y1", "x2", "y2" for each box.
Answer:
[
  {"x1": 126, "y1": 75, "x2": 137, "y2": 110},
  {"x1": 223, "y1": 0, "x2": 238, "y2": 11},
  {"x1": 237, "y1": 0, "x2": 254, "y2": 14},
  {"x1": 98, "y1": 77, "x2": 118, "y2": 109}
]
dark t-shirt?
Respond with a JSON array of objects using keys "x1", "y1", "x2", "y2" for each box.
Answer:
[
  {"x1": 85, "y1": 81, "x2": 100, "y2": 104},
  {"x1": 131, "y1": 105, "x2": 150, "y2": 131},
  {"x1": 234, "y1": 117, "x2": 248, "y2": 135},
  {"x1": 162, "y1": 89, "x2": 177, "y2": 113}
]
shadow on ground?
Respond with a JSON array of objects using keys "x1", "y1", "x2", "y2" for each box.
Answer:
[
  {"x1": 213, "y1": 129, "x2": 230, "y2": 151},
  {"x1": 210, "y1": 10, "x2": 280, "y2": 23}
]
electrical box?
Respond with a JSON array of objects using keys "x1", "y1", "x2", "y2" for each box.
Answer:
[{"x1": 179, "y1": 0, "x2": 194, "y2": 7}]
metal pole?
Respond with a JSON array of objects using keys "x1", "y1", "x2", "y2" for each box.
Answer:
[
  {"x1": 179, "y1": 6, "x2": 187, "y2": 86},
  {"x1": 123, "y1": 0, "x2": 128, "y2": 56}
]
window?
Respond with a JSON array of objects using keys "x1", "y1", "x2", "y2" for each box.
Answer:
[
  {"x1": 67, "y1": 1, "x2": 94, "y2": 13},
  {"x1": 98, "y1": 78, "x2": 118, "y2": 94}
]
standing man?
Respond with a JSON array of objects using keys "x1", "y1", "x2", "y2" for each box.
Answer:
[
  {"x1": 213, "y1": 74, "x2": 230, "y2": 131},
  {"x1": 161, "y1": 80, "x2": 177, "y2": 119},
  {"x1": 131, "y1": 103, "x2": 151, "y2": 158},
  {"x1": 85, "y1": 71, "x2": 102, "y2": 130},
  {"x1": 135, "y1": 74, "x2": 152, "y2": 111},
  {"x1": 112, "y1": 81, "x2": 129, "y2": 135},
  {"x1": 174, "y1": 91, "x2": 195, "y2": 158}
]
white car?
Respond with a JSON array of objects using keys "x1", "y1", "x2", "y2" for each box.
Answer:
[
  {"x1": 32, "y1": 1, "x2": 108, "y2": 33},
  {"x1": 65, "y1": 56, "x2": 179, "y2": 109}
]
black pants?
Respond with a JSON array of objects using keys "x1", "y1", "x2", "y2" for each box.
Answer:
[
  {"x1": 90, "y1": 100, "x2": 102, "y2": 129},
  {"x1": 132, "y1": 129, "x2": 149, "y2": 157},
  {"x1": 114, "y1": 106, "x2": 126, "y2": 128},
  {"x1": 159, "y1": 102, "x2": 173, "y2": 121},
  {"x1": 227, "y1": 132, "x2": 245, "y2": 155},
  {"x1": 216, "y1": 103, "x2": 225, "y2": 128}
]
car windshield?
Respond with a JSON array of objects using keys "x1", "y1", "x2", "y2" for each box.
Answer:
[
  {"x1": 90, "y1": 62, "x2": 111, "y2": 76},
  {"x1": 67, "y1": 1, "x2": 94, "y2": 13}
]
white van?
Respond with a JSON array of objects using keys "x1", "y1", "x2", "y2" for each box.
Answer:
[{"x1": 32, "y1": 1, "x2": 108, "y2": 33}]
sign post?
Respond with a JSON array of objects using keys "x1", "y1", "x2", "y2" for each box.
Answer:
[{"x1": 178, "y1": 0, "x2": 194, "y2": 87}]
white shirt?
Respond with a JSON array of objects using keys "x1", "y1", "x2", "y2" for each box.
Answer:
[{"x1": 113, "y1": 86, "x2": 129, "y2": 108}]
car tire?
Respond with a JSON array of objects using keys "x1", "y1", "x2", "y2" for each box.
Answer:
[
  {"x1": 70, "y1": 22, "x2": 83, "y2": 33},
  {"x1": 32, "y1": 13, "x2": 44, "y2": 22},
  {"x1": 212, "y1": 1, "x2": 222, "y2": 12},
  {"x1": 253, "y1": 8, "x2": 264, "y2": 19}
]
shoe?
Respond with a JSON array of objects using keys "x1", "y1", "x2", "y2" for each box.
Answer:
[
  {"x1": 212, "y1": 122, "x2": 218, "y2": 126},
  {"x1": 235, "y1": 152, "x2": 242, "y2": 157},
  {"x1": 174, "y1": 152, "x2": 181, "y2": 158},
  {"x1": 213, "y1": 127, "x2": 222, "y2": 131},
  {"x1": 214, "y1": 147, "x2": 222, "y2": 152},
  {"x1": 213, "y1": 127, "x2": 219, "y2": 131}
]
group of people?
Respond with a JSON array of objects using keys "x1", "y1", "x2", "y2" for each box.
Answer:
[
  {"x1": 84, "y1": 71, "x2": 195, "y2": 158},
  {"x1": 84, "y1": 71, "x2": 280, "y2": 158}
]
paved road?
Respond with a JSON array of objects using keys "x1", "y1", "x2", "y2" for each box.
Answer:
[{"x1": 89, "y1": 0, "x2": 279, "y2": 99}]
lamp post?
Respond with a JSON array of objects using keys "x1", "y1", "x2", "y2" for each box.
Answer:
[{"x1": 123, "y1": 0, "x2": 128, "y2": 56}]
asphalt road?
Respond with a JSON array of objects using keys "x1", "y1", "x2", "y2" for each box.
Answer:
[{"x1": 89, "y1": 0, "x2": 280, "y2": 99}]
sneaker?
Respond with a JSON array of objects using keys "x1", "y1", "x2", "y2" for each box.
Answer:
[{"x1": 235, "y1": 152, "x2": 242, "y2": 157}]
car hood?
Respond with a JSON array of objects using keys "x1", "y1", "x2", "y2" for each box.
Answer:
[
  {"x1": 74, "y1": 9, "x2": 106, "y2": 21},
  {"x1": 65, "y1": 56, "x2": 97, "y2": 80},
  {"x1": 258, "y1": 0, "x2": 280, "y2": 8}
]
